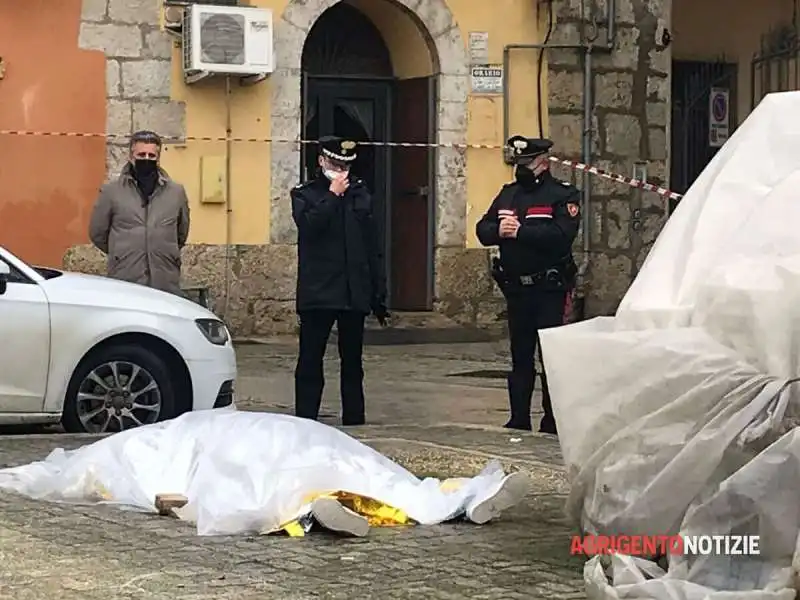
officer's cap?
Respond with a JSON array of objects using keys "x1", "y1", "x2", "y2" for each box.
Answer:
[
  {"x1": 507, "y1": 135, "x2": 553, "y2": 161},
  {"x1": 319, "y1": 136, "x2": 358, "y2": 164}
]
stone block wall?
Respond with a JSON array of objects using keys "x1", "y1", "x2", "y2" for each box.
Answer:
[
  {"x1": 548, "y1": 0, "x2": 671, "y2": 315},
  {"x1": 78, "y1": 0, "x2": 186, "y2": 178},
  {"x1": 64, "y1": 243, "x2": 505, "y2": 336}
]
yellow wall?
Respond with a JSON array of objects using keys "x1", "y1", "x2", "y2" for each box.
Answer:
[
  {"x1": 162, "y1": 0, "x2": 287, "y2": 246},
  {"x1": 159, "y1": 0, "x2": 543, "y2": 247},
  {"x1": 452, "y1": 0, "x2": 544, "y2": 248},
  {"x1": 672, "y1": 0, "x2": 795, "y2": 124}
]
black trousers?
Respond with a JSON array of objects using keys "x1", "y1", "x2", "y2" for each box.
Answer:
[
  {"x1": 505, "y1": 289, "x2": 567, "y2": 429},
  {"x1": 294, "y1": 310, "x2": 367, "y2": 425}
]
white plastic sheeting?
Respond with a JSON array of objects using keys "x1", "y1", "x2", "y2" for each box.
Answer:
[
  {"x1": 539, "y1": 91, "x2": 800, "y2": 599},
  {"x1": 0, "y1": 409, "x2": 513, "y2": 536}
]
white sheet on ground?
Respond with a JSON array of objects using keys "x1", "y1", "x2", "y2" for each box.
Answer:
[
  {"x1": 539, "y1": 91, "x2": 800, "y2": 599},
  {"x1": 0, "y1": 409, "x2": 510, "y2": 536}
]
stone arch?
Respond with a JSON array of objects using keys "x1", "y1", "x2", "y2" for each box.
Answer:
[{"x1": 269, "y1": 0, "x2": 470, "y2": 247}]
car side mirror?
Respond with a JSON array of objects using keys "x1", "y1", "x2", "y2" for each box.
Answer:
[{"x1": 0, "y1": 262, "x2": 9, "y2": 295}]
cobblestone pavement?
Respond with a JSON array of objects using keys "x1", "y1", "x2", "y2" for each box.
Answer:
[
  {"x1": 233, "y1": 339, "x2": 543, "y2": 426},
  {"x1": 0, "y1": 340, "x2": 586, "y2": 599}
]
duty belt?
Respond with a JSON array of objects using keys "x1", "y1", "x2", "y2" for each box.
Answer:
[
  {"x1": 517, "y1": 269, "x2": 563, "y2": 286},
  {"x1": 491, "y1": 257, "x2": 573, "y2": 293}
]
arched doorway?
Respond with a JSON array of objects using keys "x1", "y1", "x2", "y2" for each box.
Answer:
[{"x1": 300, "y1": 1, "x2": 436, "y2": 311}]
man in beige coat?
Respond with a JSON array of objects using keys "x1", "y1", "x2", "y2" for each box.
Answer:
[{"x1": 89, "y1": 130, "x2": 190, "y2": 296}]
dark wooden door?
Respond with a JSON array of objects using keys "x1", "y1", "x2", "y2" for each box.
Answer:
[
  {"x1": 304, "y1": 76, "x2": 391, "y2": 261},
  {"x1": 390, "y1": 77, "x2": 434, "y2": 310}
]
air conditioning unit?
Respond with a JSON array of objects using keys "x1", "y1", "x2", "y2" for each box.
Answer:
[{"x1": 182, "y1": 4, "x2": 274, "y2": 84}]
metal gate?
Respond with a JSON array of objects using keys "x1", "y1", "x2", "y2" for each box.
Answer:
[
  {"x1": 670, "y1": 60, "x2": 738, "y2": 207},
  {"x1": 751, "y1": 25, "x2": 800, "y2": 109}
]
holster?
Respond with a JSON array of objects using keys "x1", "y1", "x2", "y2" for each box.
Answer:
[
  {"x1": 491, "y1": 257, "x2": 508, "y2": 296},
  {"x1": 562, "y1": 255, "x2": 578, "y2": 289}
]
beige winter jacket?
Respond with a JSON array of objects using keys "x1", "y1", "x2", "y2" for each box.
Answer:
[{"x1": 89, "y1": 165, "x2": 190, "y2": 295}]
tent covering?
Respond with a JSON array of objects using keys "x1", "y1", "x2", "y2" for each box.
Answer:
[{"x1": 540, "y1": 91, "x2": 800, "y2": 599}]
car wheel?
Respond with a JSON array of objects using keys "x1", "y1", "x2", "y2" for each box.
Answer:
[{"x1": 62, "y1": 344, "x2": 177, "y2": 434}]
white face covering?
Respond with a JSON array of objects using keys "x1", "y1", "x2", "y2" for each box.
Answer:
[{"x1": 321, "y1": 158, "x2": 349, "y2": 181}]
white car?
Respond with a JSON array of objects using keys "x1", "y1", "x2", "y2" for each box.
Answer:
[{"x1": 0, "y1": 246, "x2": 237, "y2": 434}]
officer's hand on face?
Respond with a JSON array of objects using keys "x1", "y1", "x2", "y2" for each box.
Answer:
[
  {"x1": 329, "y1": 174, "x2": 349, "y2": 196},
  {"x1": 499, "y1": 216, "x2": 520, "y2": 239}
]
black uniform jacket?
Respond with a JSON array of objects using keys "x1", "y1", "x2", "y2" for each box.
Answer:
[
  {"x1": 291, "y1": 175, "x2": 387, "y2": 314},
  {"x1": 476, "y1": 171, "x2": 580, "y2": 283}
]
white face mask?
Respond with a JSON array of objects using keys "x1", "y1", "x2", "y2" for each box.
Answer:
[{"x1": 323, "y1": 167, "x2": 348, "y2": 181}]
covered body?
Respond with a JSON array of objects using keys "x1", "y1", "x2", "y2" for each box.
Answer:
[{"x1": 0, "y1": 410, "x2": 509, "y2": 536}]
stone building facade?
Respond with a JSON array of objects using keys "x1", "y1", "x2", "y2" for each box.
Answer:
[
  {"x1": 2, "y1": 0, "x2": 677, "y2": 335},
  {"x1": 547, "y1": 0, "x2": 673, "y2": 315},
  {"x1": 78, "y1": 0, "x2": 187, "y2": 178}
]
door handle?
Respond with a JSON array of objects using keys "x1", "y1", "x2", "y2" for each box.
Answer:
[{"x1": 401, "y1": 186, "x2": 429, "y2": 197}]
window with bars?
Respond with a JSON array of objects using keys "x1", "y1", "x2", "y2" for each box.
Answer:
[{"x1": 301, "y1": 3, "x2": 392, "y2": 76}]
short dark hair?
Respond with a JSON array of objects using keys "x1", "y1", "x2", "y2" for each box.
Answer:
[{"x1": 129, "y1": 130, "x2": 162, "y2": 150}]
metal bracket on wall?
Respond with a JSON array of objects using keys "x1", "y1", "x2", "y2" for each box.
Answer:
[
  {"x1": 240, "y1": 73, "x2": 268, "y2": 86},
  {"x1": 632, "y1": 161, "x2": 648, "y2": 182},
  {"x1": 0, "y1": 57, "x2": 5, "y2": 80},
  {"x1": 163, "y1": 5, "x2": 184, "y2": 36},
  {"x1": 631, "y1": 208, "x2": 642, "y2": 231}
]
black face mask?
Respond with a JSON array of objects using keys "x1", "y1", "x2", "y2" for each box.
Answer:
[
  {"x1": 133, "y1": 159, "x2": 158, "y2": 178},
  {"x1": 132, "y1": 159, "x2": 158, "y2": 198},
  {"x1": 514, "y1": 165, "x2": 539, "y2": 188}
]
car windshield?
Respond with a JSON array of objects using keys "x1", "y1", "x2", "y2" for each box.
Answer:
[
  {"x1": 0, "y1": 248, "x2": 64, "y2": 282},
  {"x1": 33, "y1": 266, "x2": 63, "y2": 280}
]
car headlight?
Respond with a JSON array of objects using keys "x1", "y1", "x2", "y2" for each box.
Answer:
[{"x1": 196, "y1": 319, "x2": 229, "y2": 345}]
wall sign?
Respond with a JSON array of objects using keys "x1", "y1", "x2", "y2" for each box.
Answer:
[
  {"x1": 468, "y1": 31, "x2": 489, "y2": 64},
  {"x1": 470, "y1": 65, "x2": 503, "y2": 95},
  {"x1": 709, "y1": 88, "x2": 730, "y2": 148}
]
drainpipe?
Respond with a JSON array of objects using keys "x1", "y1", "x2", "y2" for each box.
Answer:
[
  {"x1": 223, "y1": 75, "x2": 233, "y2": 323},
  {"x1": 576, "y1": 0, "x2": 615, "y2": 287},
  {"x1": 598, "y1": 0, "x2": 617, "y2": 52},
  {"x1": 501, "y1": 0, "x2": 618, "y2": 143},
  {"x1": 580, "y1": 45, "x2": 593, "y2": 283}
]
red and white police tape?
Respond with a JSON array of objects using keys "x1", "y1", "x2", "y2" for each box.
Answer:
[
  {"x1": 0, "y1": 129, "x2": 684, "y2": 201},
  {"x1": 546, "y1": 156, "x2": 683, "y2": 201}
]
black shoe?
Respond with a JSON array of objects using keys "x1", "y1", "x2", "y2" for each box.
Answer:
[
  {"x1": 538, "y1": 415, "x2": 557, "y2": 435},
  {"x1": 504, "y1": 420, "x2": 532, "y2": 431},
  {"x1": 342, "y1": 417, "x2": 365, "y2": 426}
]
